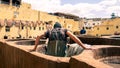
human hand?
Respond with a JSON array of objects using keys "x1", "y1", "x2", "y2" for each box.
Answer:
[{"x1": 84, "y1": 44, "x2": 93, "y2": 50}]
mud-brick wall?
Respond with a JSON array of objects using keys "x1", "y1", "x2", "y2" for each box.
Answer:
[{"x1": 0, "y1": 41, "x2": 69, "y2": 68}]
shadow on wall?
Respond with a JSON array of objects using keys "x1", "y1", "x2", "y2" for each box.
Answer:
[{"x1": 70, "y1": 35, "x2": 120, "y2": 45}]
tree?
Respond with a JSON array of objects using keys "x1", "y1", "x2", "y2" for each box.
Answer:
[{"x1": 111, "y1": 13, "x2": 116, "y2": 19}]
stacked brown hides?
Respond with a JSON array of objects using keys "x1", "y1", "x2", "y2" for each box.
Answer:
[
  {"x1": 31, "y1": 21, "x2": 37, "y2": 27},
  {"x1": 0, "y1": 19, "x2": 5, "y2": 27},
  {"x1": 25, "y1": 21, "x2": 30, "y2": 26},
  {"x1": 15, "y1": 20, "x2": 21, "y2": 27},
  {"x1": 36, "y1": 21, "x2": 42, "y2": 26},
  {"x1": 28, "y1": 21, "x2": 32, "y2": 27},
  {"x1": 21, "y1": 21, "x2": 26, "y2": 26},
  {"x1": 6, "y1": 20, "x2": 14, "y2": 27}
]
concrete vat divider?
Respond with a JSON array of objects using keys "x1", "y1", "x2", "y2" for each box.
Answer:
[
  {"x1": 0, "y1": 40, "x2": 70, "y2": 68},
  {"x1": 70, "y1": 45, "x2": 120, "y2": 68}
]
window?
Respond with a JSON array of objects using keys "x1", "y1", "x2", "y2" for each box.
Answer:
[
  {"x1": 96, "y1": 34, "x2": 98, "y2": 36},
  {"x1": 39, "y1": 27, "x2": 41, "y2": 30},
  {"x1": 116, "y1": 26, "x2": 119, "y2": 29},
  {"x1": 22, "y1": 26, "x2": 24, "y2": 30},
  {"x1": 5, "y1": 26, "x2": 10, "y2": 32},
  {"x1": 34, "y1": 27, "x2": 36, "y2": 30},
  {"x1": 42, "y1": 27, "x2": 44, "y2": 30},
  {"x1": 86, "y1": 27, "x2": 88, "y2": 29},
  {"x1": 68, "y1": 26, "x2": 70, "y2": 28},
  {"x1": 106, "y1": 27, "x2": 109, "y2": 30},
  {"x1": 4, "y1": 35, "x2": 8, "y2": 39}
]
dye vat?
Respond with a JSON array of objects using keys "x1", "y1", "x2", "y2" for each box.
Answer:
[
  {"x1": 93, "y1": 46, "x2": 120, "y2": 68},
  {"x1": 0, "y1": 39, "x2": 70, "y2": 68},
  {"x1": 7, "y1": 38, "x2": 83, "y2": 57},
  {"x1": 70, "y1": 45, "x2": 120, "y2": 68},
  {"x1": 6, "y1": 39, "x2": 33, "y2": 41},
  {"x1": 1, "y1": 35, "x2": 120, "y2": 68},
  {"x1": 71, "y1": 35, "x2": 120, "y2": 45},
  {"x1": 6, "y1": 39, "x2": 46, "y2": 45},
  {"x1": 69, "y1": 35, "x2": 120, "y2": 68}
]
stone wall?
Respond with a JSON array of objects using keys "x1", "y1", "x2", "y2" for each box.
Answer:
[{"x1": 0, "y1": 40, "x2": 70, "y2": 68}]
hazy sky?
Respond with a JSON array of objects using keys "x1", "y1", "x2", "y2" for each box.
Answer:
[
  {"x1": 22, "y1": 0, "x2": 120, "y2": 18},
  {"x1": 61, "y1": 0, "x2": 101, "y2": 5}
]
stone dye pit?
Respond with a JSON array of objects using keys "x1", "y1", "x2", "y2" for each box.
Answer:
[
  {"x1": 93, "y1": 46, "x2": 120, "y2": 68},
  {"x1": 0, "y1": 36, "x2": 120, "y2": 68}
]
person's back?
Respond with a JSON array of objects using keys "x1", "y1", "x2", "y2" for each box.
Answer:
[
  {"x1": 46, "y1": 27, "x2": 68, "y2": 57},
  {"x1": 29, "y1": 22, "x2": 92, "y2": 57}
]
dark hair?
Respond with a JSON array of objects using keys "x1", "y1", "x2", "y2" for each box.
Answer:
[
  {"x1": 45, "y1": 22, "x2": 49, "y2": 24},
  {"x1": 54, "y1": 22, "x2": 61, "y2": 28}
]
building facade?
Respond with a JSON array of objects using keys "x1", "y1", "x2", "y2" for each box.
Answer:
[
  {"x1": 86, "y1": 18, "x2": 120, "y2": 36},
  {"x1": 0, "y1": 0, "x2": 82, "y2": 39}
]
